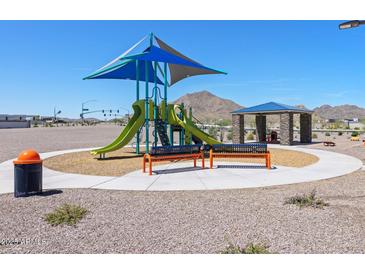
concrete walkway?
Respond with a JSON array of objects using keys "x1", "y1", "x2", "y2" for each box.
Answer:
[{"x1": 0, "y1": 145, "x2": 362, "y2": 193}]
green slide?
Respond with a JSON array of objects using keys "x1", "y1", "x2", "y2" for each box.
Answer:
[
  {"x1": 168, "y1": 104, "x2": 221, "y2": 145},
  {"x1": 91, "y1": 100, "x2": 146, "y2": 155}
]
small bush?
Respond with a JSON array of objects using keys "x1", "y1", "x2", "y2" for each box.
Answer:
[
  {"x1": 208, "y1": 127, "x2": 218, "y2": 139},
  {"x1": 221, "y1": 243, "x2": 269, "y2": 254},
  {"x1": 312, "y1": 133, "x2": 318, "y2": 139},
  {"x1": 44, "y1": 204, "x2": 88, "y2": 226},
  {"x1": 246, "y1": 132, "x2": 255, "y2": 141},
  {"x1": 227, "y1": 132, "x2": 232, "y2": 141},
  {"x1": 284, "y1": 190, "x2": 328, "y2": 209},
  {"x1": 351, "y1": 131, "x2": 359, "y2": 137},
  {"x1": 338, "y1": 131, "x2": 343, "y2": 136},
  {"x1": 325, "y1": 132, "x2": 331, "y2": 137}
]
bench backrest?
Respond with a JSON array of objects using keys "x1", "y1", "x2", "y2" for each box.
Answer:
[
  {"x1": 211, "y1": 143, "x2": 268, "y2": 154},
  {"x1": 150, "y1": 145, "x2": 202, "y2": 156}
]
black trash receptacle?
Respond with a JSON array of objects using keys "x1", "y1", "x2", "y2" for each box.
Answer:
[{"x1": 13, "y1": 149, "x2": 43, "y2": 197}]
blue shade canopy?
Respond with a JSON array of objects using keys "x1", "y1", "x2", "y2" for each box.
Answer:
[
  {"x1": 124, "y1": 45, "x2": 225, "y2": 85},
  {"x1": 83, "y1": 34, "x2": 226, "y2": 86},
  {"x1": 83, "y1": 59, "x2": 163, "y2": 84},
  {"x1": 126, "y1": 46, "x2": 215, "y2": 70},
  {"x1": 232, "y1": 102, "x2": 313, "y2": 114}
]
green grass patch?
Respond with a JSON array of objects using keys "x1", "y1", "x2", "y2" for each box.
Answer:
[
  {"x1": 221, "y1": 242, "x2": 270, "y2": 254},
  {"x1": 44, "y1": 204, "x2": 88, "y2": 226},
  {"x1": 284, "y1": 190, "x2": 328, "y2": 209}
]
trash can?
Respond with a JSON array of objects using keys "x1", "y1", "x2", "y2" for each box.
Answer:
[{"x1": 13, "y1": 149, "x2": 43, "y2": 197}]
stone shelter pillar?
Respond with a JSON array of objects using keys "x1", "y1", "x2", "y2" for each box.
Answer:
[
  {"x1": 300, "y1": 113, "x2": 312, "y2": 143},
  {"x1": 232, "y1": 114, "x2": 244, "y2": 144},
  {"x1": 255, "y1": 115, "x2": 266, "y2": 142},
  {"x1": 280, "y1": 112, "x2": 293, "y2": 145}
]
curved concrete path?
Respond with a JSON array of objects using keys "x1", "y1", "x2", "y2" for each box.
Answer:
[{"x1": 0, "y1": 145, "x2": 362, "y2": 193}]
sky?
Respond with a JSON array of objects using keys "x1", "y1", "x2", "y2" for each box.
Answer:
[{"x1": 1, "y1": 20, "x2": 365, "y2": 119}]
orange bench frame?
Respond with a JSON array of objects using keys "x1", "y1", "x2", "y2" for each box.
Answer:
[
  {"x1": 143, "y1": 151, "x2": 205, "y2": 175},
  {"x1": 209, "y1": 149, "x2": 271, "y2": 169}
]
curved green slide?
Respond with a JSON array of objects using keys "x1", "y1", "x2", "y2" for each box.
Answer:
[
  {"x1": 168, "y1": 104, "x2": 221, "y2": 145},
  {"x1": 91, "y1": 100, "x2": 146, "y2": 155}
]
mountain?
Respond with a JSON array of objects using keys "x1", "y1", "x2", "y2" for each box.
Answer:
[
  {"x1": 313, "y1": 104, "x2": 365, "y2": 120},
  {"x1": 173, "y1": 91, "x2": 365, "y2": 123},
  {"x1": 173, "y1": 91, "x2": 243, "y2": 122}
]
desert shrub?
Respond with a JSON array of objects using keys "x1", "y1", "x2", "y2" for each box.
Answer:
[
  {"x1": 208, "y1": 127, "x2": 218, "y2": 138},
  {"x1": 227, "y1": 132, "x2": 232, "y2": 141},
  {"x1": 284, "y1": 190, "x2": 328, "y2": 209},
  {"x1": 221, "y1": 243, "x2": 269, "y2": 254},
  {"x1": 312, "y1": 133, "x2": 318, "y2": 139},
  {"x1": 216, "y1": 119, "x2": 231, "y2": 127},
  {"x1": 246, "y1": 132, "x2": 255, "y2": 140},
  {"x1": 325, "y1": 132, "x2": 331, "y2": 137},
  {"x1": 44, "y1": 204, "x2": 87, "y2": 226}
]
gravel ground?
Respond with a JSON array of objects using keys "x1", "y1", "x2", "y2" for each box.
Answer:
[
  {"x1": 0, "y1": 127, "x2": 364, "y2": 253},
  {"x1": 0, "y1": 124, "x2": 121, "y2": 162}
]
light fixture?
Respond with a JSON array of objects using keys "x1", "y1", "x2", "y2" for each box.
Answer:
[{"x1": 339, "y1": 20, "x2": 364, "y2": 30}]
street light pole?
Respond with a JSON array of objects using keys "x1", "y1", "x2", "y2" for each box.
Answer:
[
  {"x1": 339, "y1": 20, "x2": 365, "y2": 30},
  {"x1": 53, "y1": 106, "x2": 61, "y2": 124}
]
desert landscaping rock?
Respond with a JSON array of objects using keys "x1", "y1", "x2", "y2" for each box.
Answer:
[{"x1": 0, "y1": 126, "x2": 365, "y2": 253}]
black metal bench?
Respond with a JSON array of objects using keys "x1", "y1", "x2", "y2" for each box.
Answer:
[
  {"x1": 209, "y1": 143, "x2": 271, "y2": 169},
  {"x1": 143, "y1": 145, "x2": 205, "y2": 175}
]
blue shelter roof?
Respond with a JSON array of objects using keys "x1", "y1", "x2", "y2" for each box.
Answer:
[{"x1": 232, "y1": 102, "x2": 313, "y2": 114}]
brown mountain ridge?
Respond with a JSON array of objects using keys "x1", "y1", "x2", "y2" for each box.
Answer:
[
  {"x1": 172, "y1": 91, "x2": 365, "y2": 122},
  {"x1": 173, "y1": 91, "x2": 243, "y2": 121}
]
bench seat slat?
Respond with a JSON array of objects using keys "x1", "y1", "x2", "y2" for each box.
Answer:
[
  {"x1": 143, "y1": 145, "x2": 205, "y2": 175},
  {"x1": 209, "y1": 143, "x2": 271, "y2": 169},
  {"x1": 211, "y1": 143, "x2": 268, "y2": 154}
]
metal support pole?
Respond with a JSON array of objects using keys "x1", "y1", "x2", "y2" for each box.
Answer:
[
  {"x1": 145, "y1": 61, "x2": 149, "y2": 154},
  {"x1": 153, "y1": 61, "x2": 158, "y2": 147},
  {"x1": 189, "y1": 107, "x2": 193, "y2": 144},
  {"x1": 136, "y1": 60, "x2": 140, "y2": 154},
  {"x1": 178, "y1": 110, "x2": 182, "y2": 146},
  {"x1": 150, "y1": 32, "x2": 154, "y2": 47},
  {"x1": 164, "y1": 62, "x2": 168, "y2": 126},
  {"x1": 170, "y1": 126, "x2": 174, "y2": 145},
  {"x1": 181, "y1": 103, "x2": 185, "y2": 145}
]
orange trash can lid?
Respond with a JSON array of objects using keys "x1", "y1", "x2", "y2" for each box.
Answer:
[{"x1": 13, "y1": 149, "x2": 42, "y2": 165}]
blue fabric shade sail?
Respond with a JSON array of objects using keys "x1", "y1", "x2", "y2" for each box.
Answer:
[
  {"x1": 83, "y1": 35, "x2": 226, "y2": 86},
  {"x1": 126, "y1": 46, "x2": 210, "y2": 70},
  {"x1": 84, "y1": 59, "x2": 163, "y2": 85}
]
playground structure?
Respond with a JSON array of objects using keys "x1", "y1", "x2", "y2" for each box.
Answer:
[{"x1": 84, "y1": 33, "x2": 226, "y2": 157}]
